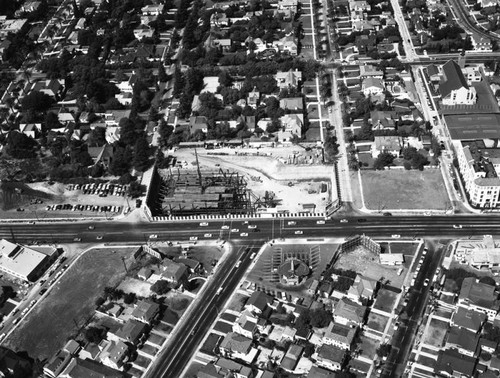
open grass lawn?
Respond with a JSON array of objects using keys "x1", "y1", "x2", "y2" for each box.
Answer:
[
  {"x1": 367, "y1": 312, "x2": 390, "y2": 333},
  {"x1": 358, "y1": 334, "x2": 379, "y2": 359},
  {"x1": 374, "y1": 289, "x2": 399, "y2": 313},
  {"x1": 360, "y1": 170, "x2": 451, "y2": 210},
  {"x1": 390, "y1": 242, "x2": 420, "y2": 256},
  {"x1": 6, "y1": 247, "x2": 135, "y2": 359},
  {"x1": 417, "y1": 354, "x2": 437, "y2": 369},
  {"x1": 423, "y1": 318, "x2": 449, "y2": 348}
]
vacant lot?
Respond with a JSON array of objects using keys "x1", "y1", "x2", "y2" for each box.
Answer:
[
  {"x1": 6, "y1": 247, "x2": 136, "y2": 359},
  {"x1": 358, "y1": 333, "x2": 379, "y2": 359},
  {"x1": 366, "y1": 312, "x2": 390, "y2": 333},
  {"x1": 374, "y1": 289, "x2": 399, "y2": 313},
  {"x1": 423, "y1": 318, "x2": 449, "y2": 348},
  {"x1": 359, "y1": 170, "x2": 451, "y2": 210}
]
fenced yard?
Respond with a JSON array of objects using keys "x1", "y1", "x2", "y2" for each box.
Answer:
[{"x1": 423, "y1": 317, "x2": 449, "y2": 348}]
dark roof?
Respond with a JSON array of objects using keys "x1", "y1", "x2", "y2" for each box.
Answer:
[
  {"x1": 439, "y1": 60, "x2": 468, "y2": 98},
  {"x1": 62, "y1": 358, "x2": 123, "y2": 378},
  {"x1": 459, "y1": 277, "x2": 497, "y2": 309},
  {"x1": 307, "y1": 366, "x2": 336, "y2": 377},
  {"x1": 435, "y1": 349, "x2": 477, "y2": 376},
  {"x1": 277, "y1": 258, "x2": 309, "y2": 277},
  {"x1": 246, "y1": 291, "x2": 273, "y2": 312},
  {"x1": 446, "y1": 326, "x2": 480, "y2": 353},
  {"x1": 451, "y1": 307, "x2": 486, "y2": 332},
  {"x1": 427, "y1": 64, "x2": 440, "y2": 77},
  {"x1": 317, "y1": 344, "x2": 346, "y2": 363}
]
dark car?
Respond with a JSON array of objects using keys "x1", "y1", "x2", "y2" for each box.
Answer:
[
  {"x1": 383, "y1": 212, "x2": 392, "y2": 216},
  {"x1": 357, "y1": 218, "x2": 367, "y2": 223},
  {"x1": 39, "y1": 288, "x2": 47, "y2": 295}
]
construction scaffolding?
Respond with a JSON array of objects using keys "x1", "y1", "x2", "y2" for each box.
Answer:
[{"x1": 148, "y1": 166, "x2": 254, "y2": 216}]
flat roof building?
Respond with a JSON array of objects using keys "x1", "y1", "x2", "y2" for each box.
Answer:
[{"x1": 0, "y1": 239, "x2": 51, "y2": 281}]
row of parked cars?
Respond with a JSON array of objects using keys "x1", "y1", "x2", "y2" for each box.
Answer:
[
  {"x1": 67, "y1": 183, "x2": 128, "y2": 197},
  {"x1": 45, "y1": 204, "x2": 122, "y2": 213}
]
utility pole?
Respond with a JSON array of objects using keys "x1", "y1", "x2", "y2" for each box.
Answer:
[{"x1": 121, "y1": 256, "x2": 128, "y2": 273}]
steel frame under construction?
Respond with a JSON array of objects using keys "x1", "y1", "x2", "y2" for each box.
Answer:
[{"x1": 150, "y1": 166, "x2": 253, "y2": 216}]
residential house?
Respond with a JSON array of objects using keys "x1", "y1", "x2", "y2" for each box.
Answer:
[
  {"x1": 359, "y1": 64, "x2": 384, "y2": 79},
  {"x1": 245, "y1": 291, "x2": 273, "y2": 315},
  {"x1": 0, "y1": 40, "x2": 11, "y2": 60},
  {"x1": 275, "y1": 69, "x2": 302, "y2": 90},
  {"x1": 219, "y1": 332, "x2": 256, "y2": 361},
  {"x1": 44, "y1": 350, "x2": 72, "y2": 378},
  {"x1": 355, "y1": 35, "x2": 376, "y2": 54},
  {"x1": 451, "y1": 307, "x2": 487, "y2": 333},
  {"x1": 134, "y1": 25, "x2": 154, "y2": 40},
  {"x1": 26, "y1": 79, "x2": 64, "y2": 99},
  {"x1": 371, "y1": 136, "x2": 401, "y2": 159},
  {"x1": 131, "y1": 300, "x2": 159, "y2": 324},
  {"x1": 99, "y1": 340, "x2": 129, "y2": 370},
  {"x1": 362, "y1": 77, "x2": 385, "y2": 96},
  {"x1": 278, "y1": 114, "x2": 303, "y2": 141},
  {"x1": 370, "y1": 110, "x2": 397, "y2": 130},
  {"x1": 78, "y1": 342, "x2": 103, "y2": 361},
  {"x1": 236, "y1": 115, "x2": 256, "y2": 132},
  {"x1": 439, "y1": 60, "x2": 477, "y2": 106},
  {"x1": 141, "y1": 3, "x2": 164, "y2": 15},
  {"x1": 280, "y1": 97, "x2": 303, "y2": 111},
  {"x1": 210, "y1": 12, "x2": 229, "y2": 27},
  {"x1": 479, "y1": 338, "x2": 497, "y2": 354},
  {"x1": 316, "y1": 344, "x2": 346, "y2": 372},
  {"x1": 445, "y1": 326, "x2": 480, "y2": 357},
  {"x1": 117, "y1": 74, "x2": 138, "y2": 94},
  {"x1": 161, "y1": 259, "x2": 188, "y2": 286},
  {"x1": 173, "y1": 257, "x2": 201, "y2": 274},
  {"x1": 434, "y1": 349, "x2": 477, "y2": 377},
  {"x1": 233, "y1": 312, "x2": 258, "y2": 339},
  {"x1": 19, "y1": 123, "x2": 41, "y2": 139},
  {"x1": 307, "y1": 366, "x2": 336, "y2": 378},
  {"x1": 427, "y1": 64, "x2": 441, "y2": 83},
  {"x1": 58, "y1": 358, "x2": 123, "y2": 378},
  {"x1": 458, "y1": 277, "x2": 498, "y2": 321},
  {"x1": 113, "y1": 319, "x2": 146, "y2": 345},
  {"x1": 189, "y1": 116, "x2": 208, "y2": 135},
  {"x1": 88, "y1": 145, "x2": 114, "y2": 169},
  {"x1": 273, "y1": 35, "x2": 298, "y2": 55},
  {"x1": 213, "y1": 38, "x2": 232, "y2": 52},
  {"x1": 462, "y1": 66, "x2": 482, "y2": 85},
  {"x1": 214, "y1": 358, "x2": 253, "y2": 378},
  {"x1": 63, "y1": 340, "x2": 81, "y2": 356},
  {"x1": 279, "y1": 0, "x2": 298, "y2": 12},
  {"x1": 333, "y1": 298, "x2": 366, "y2": 326},
  {"x1": 247, "y1": 88, "x2": 260, "y2": 108},
  {"x1": 323, "y1": 321, "x2": 357, "y2": 350},
  {"x1": 281, "y1": 344, "x2": 303, "y2": 372},
  {"x1": 471, "y1": 34, "x2": 492, "y2": 52},
  {"x1": 347, "y1": 274, "x2": 377, "y2": 303}
]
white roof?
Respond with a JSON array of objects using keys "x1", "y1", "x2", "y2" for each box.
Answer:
[
  {"x1": 0, "y1": 239, "x2": 47, "y2": 279},
  {"x1": 471, "y1": 249, "x2": 500, "y2": 265}
]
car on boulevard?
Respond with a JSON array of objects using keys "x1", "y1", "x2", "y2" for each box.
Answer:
[
  {"x1": 204, "y1": 233, "x2": 212, "y2": 238},
  {"x1": 340, "y1": 219, "x2": 348, "y2": 223},
  {"x1": 149, "y1": 234, "x2": 158, "y2": 239},
  {"x1": 288, "y1": 221, "x2": 296, "y2": 225},
  {"x1": 248, "y1": 224, "x2": 257, "y2": 229},
  {"x1": 391, "y1": 234, "x2": 401, "y2": 239},
  {"x1": 423, "y1": 278, "x2": 430, "y2": 286},
  {"x1": 190, "y1": 236, "x2": 198, "y2": 241},
  {"x1": 221, "y1": 225, "x2": 229, "y2": 230},
  {"x1": 199, "y1": 222, "x2": 209, "y2": 226},
  {"x1": 240, "y1": 233, "x2": 248, "y2": 237},
  {"x1": 96, "y1": 235, "x2": 103, "y2": 240},
  {"x1": 294, "y1": 230, "x2": 303, "y2": 235},
  {"x1": 316, "y1": 220, "x2": 325, "y2": 224},
  {"x1": 231, "y1": 228, "x2": 239, "y2": 233},
  {"x1": 73, "y1": 238, "x2": 81, "y2": 242},
  {"x1": 453, "y1": 224, "x2": 463, "y2": 229}
]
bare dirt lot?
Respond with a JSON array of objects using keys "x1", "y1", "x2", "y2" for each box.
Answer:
[{"x1": 173, "y1": 147, "x2": 334, "y2": 213}]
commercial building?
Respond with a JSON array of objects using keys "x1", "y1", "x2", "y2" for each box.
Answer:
[{"x1": 0, "y1": 239, "x2": 54, "y2": 282}]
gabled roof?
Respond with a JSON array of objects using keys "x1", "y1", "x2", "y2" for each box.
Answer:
[
  {"x1": 435, "y1": 349, "x2": 477, "y2": 376},
  {"x1": 246, "y1": 291, "x2": 273, "y2": 312},
  {"x1": 446, "y1": 326, "x2": 480, "y2": 353},
  {"x1": 459, "y1": 277, "x2": 497, "y2": 309},
  {"x1": 334, "y1": 298, "x2": 366, "y2": 323},
  {"x1": 439, "y1": 60, "x2": 469, "y2": 98},
  {"x1": 317, "y1": 344, "x2": 346, "y2": 363},
  {"x1": 131, "y1": 300, "x2": 159, "y2": 323},
  {"x1": 219, "y1": 332, "x2": 252, "y2": 354},
  {"x1": 451, "y1": 307, "x2": 486, "y2": 332}
]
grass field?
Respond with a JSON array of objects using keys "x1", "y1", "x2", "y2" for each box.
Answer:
[
  {"x1": 358, "y1": 334, "x2": 379, "y2": 359},
  {"x1": 366, "y1": 312, "x2": 390, "y2": 333},
  {"x1": 6, "y1": 247, "x2": 136, "y2": 359},
  {"x1": 373, "y1": 289, "x2": 399, "y2": 313},
  {"x1": 423, "y1": 318, "x2": 449, "y2": 348},
  {"x1": 359, "y1": 170, "x2": 451, "y2": 210}
]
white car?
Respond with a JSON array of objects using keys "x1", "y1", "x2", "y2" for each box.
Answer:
[
  {"x1": 221, "y1": 225, "x2": 229, "y2": 230},
  {"x1": 248, "y1": 225, "x2": 257, "y2": 229},
  {"x1": 190, "y1": 236, "x2": 198, "y2": 241},
  {"x1": 294, "y1": 230, "x2": 303, "y2": 235},
  {"x1": 340, "y1": 219, "x2": 348, "y2": 223},
  {"x1": 96, "y1": 235, "x2": 103, "y2": 240},
  {"x1": 200, "y1": 222, "x2": 209, "y2": 227},
  {"x1": 149, "y1": 234, "x2": 158, "y2": 239},
  {"x1": 240, "y1": 233, "x2": 248, "y2": 237},
  {"x1": 288, "y1": 221, "x2": 296, "y2": 225},
  {"x1": 316, "y1": 220, "x2": 325, "y2": 224},
  {"x1": 423, "y1": 278, "x2": 430, "y2": 286},
  {"x1": 231, "y1": 228, "x2": 239, "y2": 233},
  {"x1": 204, "y1": 233, "x2": 212, "y2": 238},
  {"x1": 453, "y1": 224, "x2": 463, "y2": 229},
  {"x1": 391, "y1": 234, "x2": 401, "y2": 239}
]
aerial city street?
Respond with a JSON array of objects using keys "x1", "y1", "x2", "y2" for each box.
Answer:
[{"x1": 1, "y1": 0, "x2": 500, "y2": 377}]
